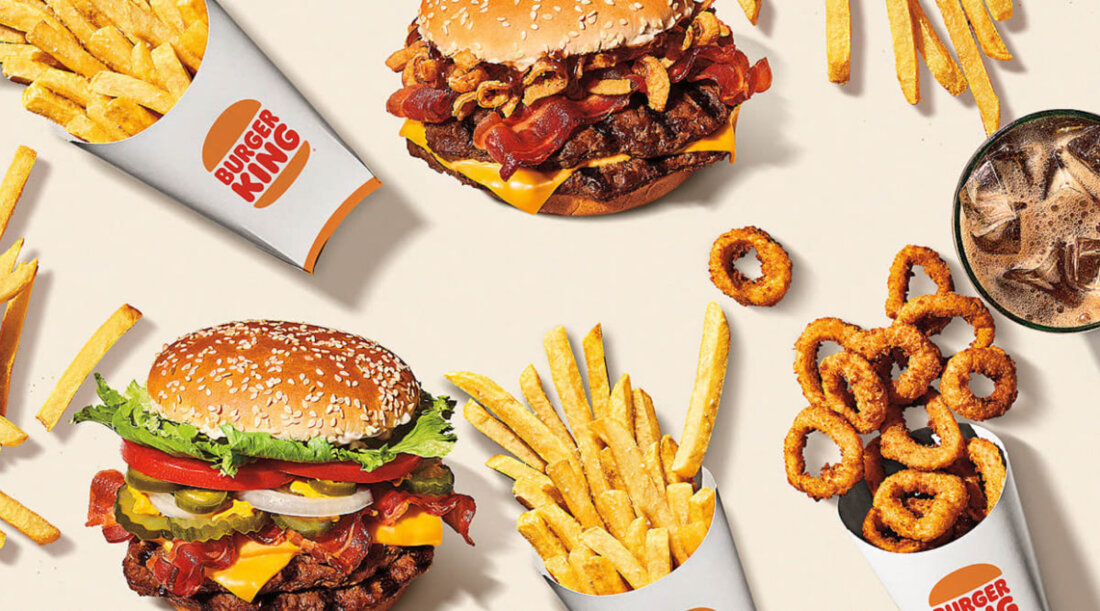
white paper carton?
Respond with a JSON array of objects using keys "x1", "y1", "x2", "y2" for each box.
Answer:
[
  {"x1": 65, "y1": 0, "x2": 380, "y2": 272},
  {"x1": 537, "y1": 467, "x2": 755, "y2": 611},
  {"x1": 838, "y1": 425, "x2": 1049, "y2": 611}
]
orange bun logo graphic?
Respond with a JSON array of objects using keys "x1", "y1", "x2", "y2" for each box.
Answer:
[
  {"x1": 929, "y1": 564, "x2": 1017, "y2": 611},
  {"x1": 203, "y1": 99, "x2": 310, "y2": 208}
]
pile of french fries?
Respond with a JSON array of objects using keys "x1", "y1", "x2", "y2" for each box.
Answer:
[
  {"x1": 0, "y1": 143, "x2": 143, "y2": 551},
  {"x1": 0, "y1": 0, "x2": 209, "y2": 143},
  {"x1": 448, "y1": 303, "x2": 731, "y2": 595},
  {"x1": 827, "y1": 0, "x2": 1015, "y2": 135}
]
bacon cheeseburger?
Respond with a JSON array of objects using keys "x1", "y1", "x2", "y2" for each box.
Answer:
[
  {"x1": 386, "y1": 0, "x2": 771, "y2": 216},
  {"x1": 79, "y1": 321, "x2": 474, "y2": 610}
]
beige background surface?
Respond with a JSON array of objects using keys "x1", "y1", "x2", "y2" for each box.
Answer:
[{"x1": 0, "y1": 1, "x2": 1096, "y2": 609}]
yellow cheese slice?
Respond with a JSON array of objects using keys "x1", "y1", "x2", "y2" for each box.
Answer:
[
  {"x1": 369, "y1": 508, "x2": 443, "y2": 547},
  {"x1": 288, "y1": 480, "x2": 330, "y2": 499},
  {"x1": 400, "y1": 107, "x2": 738, "y2": 214},
  {"x1": 128, "y1": 487, "x2": 160, "y2": 516},
  {"x1": 206, "y1": 540, "x2": 301, "y2": 603}
]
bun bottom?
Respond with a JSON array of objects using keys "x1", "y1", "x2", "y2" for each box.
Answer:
[{"x1": 538, "y1": 168, "x2": 696, "y2": 216}]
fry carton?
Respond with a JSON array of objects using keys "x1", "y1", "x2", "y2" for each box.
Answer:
[
  {"x1": 65, "y1": 1, "x2": 380, "y2": 272},
  {"x1": 838, "y1": 425, "x2": 1050, "y2": 611},
  {"x1": 537, "y1": 467, "x2": 756, "y2": 611}
]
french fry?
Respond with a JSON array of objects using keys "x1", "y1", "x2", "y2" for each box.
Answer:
[
  {"x1": 66, "y1": 110, "x2": 115, "y2": 142},
  {"x1": 86, "y1": 98, "x2": 131, "y2": 137},
  {"x1": 0, "y1": 527, "x2": 5, "y2": 549},
  {"x1": 660, "y1": 435, "x2": 688, "y2": 485},
  {"x1": 0, "y1": 415, "x2": 26, "y2": 445},
  {"x1": 935, "y1": 0, "x2": 1000, "y2": 135},
  {"x1": 23, "y1": 79, "x2": 85, "y2": 127},
  {"x1": 0, "y1": 262, "x2": 32, "y2": 417},
  {"x1": 175, "y1": 0, "x2": 201, "y2": 27},
  {"x1": 910, "y1": 0, "x2": 967, "y2": 95},
  {"x1": 581, "y1": 527, "x2": 649, "y2": 589},
  {"x1": 0, "y1": 489, "x2": 59, "y2": 544},
  {"x1": 609, "y1": 374, "x2": 634, "y2": 440},
  {"x1": 88, "y1": 0, "x2": 133, "y2": 37},
  {"x1": 0, "y1": 23, "x2": 22, "y2": 41},
  {"x1": 518, "y1": 511, "x2": 568, "y2": 560},
  {"x1": 150, "y1": 40, "x2": 187, "y2": 97},
  {"x1": 512, "y1": 476, "x2": 559, "y2": 510},
  {"x1": 623, "y1": 516, "x2": 648, "y2": 560},
  {"x1": 667, "y1": 482, "x2": 693, "y2": 526},
  {"x1": 87, "y1": 24, "x2": 132, "y2": 72},
  {"x1": 45, "y1": 0, "x2": 96, "y2": 42},
  {"x1": 643, "y1": 439, "x2": 667, "y2": 490},
  {"x1": 961, "y1": 0, "x2": 1011, "y2": 60},
  {"x1": 582, "y1": 324, "x2": 611, "y2": 420},
  {"x1": 584, "y1": 556, "x2": 628, "y2": 595},
  {"x1": 689, "y1": 487, "x2": 717, "y2": 525},
  {"x1": 0, "y1": 238, "x2": 22, "y2": 273},
  {"x1": 486, "y1": 454, "x2": 551, "y2": 485},
  {"x1": 19, "y1": 0, "x2": 51, "y2": 13},
  {"x1": 518, "y1": 365, "x2": 573, "y2": 450},
  {"x1": 0, "y1": 56, "x2": 46, "y2": 82},
  {"x1": 544, "y1": 555, "x2": 585, "y2": 593},
  {"x1": 0, "y1": 0, "x2": 62, "y2": 32},
  {"x1": 825, "y1": 0, "x2": 851, "y2": 83},
  {"x1": 149, "y1": 0, "x2": 182, "y2": 33},
  {"x1": 736, "y1": 0, "x2": 761, "y2": 25},
  {"x1": 35, "y1": 65, "x2": 97, "y2": 105},
  {"x1": 37, "y1": 303, "x2": 142, "y2": 431},
  {"x1": 104, "y1": 95, "x2": 157, "y2": 134},
  {"x1": 984, "y1": 0, "x2": 1011, "y2": 21},
  {"x1": 463, "y1": 400, "x2": 546, "y2": 471},
  {"x1": 885, "y1": 0, "x2": 920, "y2": 104},
  {"x1": 679, "y1": 521, "x2": 709, "y2": 558},
  {"x1": 0, "y1": 260, "x2": 36, "y2": 305},
  {"x1": 537, "y1": 503, "x2": 583, "y2": 551},
  {"x1": 0, "y1": 41, "x2": 59, "y2": 65},
  {"x1": 593, "y1": 489, "x2": 634, "y2": 542},
  {"x1": 632, "y1": 388, "x2": 660, "y2": 451},
  {"x1": 26, "y1": 21, "x2": 107, "y2": 77},
  {"x1": 90, "y1": 71, "x2": 174, "y2": 114},
  {"x1": 544, "y1": 327, "x2": 609, "y2": 495},
  {"x1": 567, "y1": 544, "x2": 597, "y2": 594},
  {"x1": 546, "y1": 458, "x2": 604, "y2": 531},
  {"x1": 176, "y1": 17, "x2": 204, "y2": 63},
  {"x1": 73, "y1": 0, "x2": 110, "y2": 28},
  {"x1": 671, "y1": 302, "x2": 729, "y2": 480},
  {"x1": 644, "y1": 527, "x2": 671, "y2": 583},
  {"x1": 599, "y1": 446, "x2": 626, "y2": 491},
  {"x1": 594, "y1": 417, "x2": 675, "y2": 529},
  {"x1": 0, "y1": 145, "x2": 35, "y2": 240},
  {"x1": 130, "y1": 40, "x2": 154, "y2": 81}
]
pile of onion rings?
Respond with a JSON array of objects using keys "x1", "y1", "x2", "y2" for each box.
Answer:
[
  {"x1": 708, "y1": 226, "x2": 793, "y2": 307},
  {"x1": 781, "y1": 245, "x2": 1017, "y2": 553}
]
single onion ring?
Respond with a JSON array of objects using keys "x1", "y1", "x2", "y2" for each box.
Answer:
[
  {"x1": 872, "y1": 470, "x2": 968, "y2": 542},
  {"x1": 885, "y1": 245, "x2": 955, "y2": 332},
  {"x1": 940, "y1": 347, "x2": 1018, "y2": 421},
  {"x1": 783, "y1": 406, "x2": 864, "y2": 500},
  {"x1": 862, "y1": 507, "x2": 928, "y2": 553},
  {"x1": 819, "y1": 351, "x2": 889, "y2": 433},
  {"x1": 708, "y1": 226, "x2": 793, "y2": 307},
  {"x1": 967, "y1": 438, "x2": 1006, "y2": 517},
  {"x1": 880, "y1": 394, "x2": 965, "y2": 471},
  {"x1": 855, "y1": 324, "x2": 943, "y2": 404},
  {"x1": 863, "y1": 436, "x2": 886, "y2": 495},
  {"x1": 793, "y1": 318, "x2": 865, "y2": 406},
  {"x1": 945, "y1": 452, "x2": 990, "y2": 522},
  {"x1": 894, "y1": 294, "x2": 995, "y2": 348}
]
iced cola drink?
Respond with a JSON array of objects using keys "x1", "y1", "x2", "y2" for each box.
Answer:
[{"x1": 957, "y1": 111, "x2": 1100, "y2": 330}]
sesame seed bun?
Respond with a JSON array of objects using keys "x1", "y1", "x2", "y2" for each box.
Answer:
[
  {"x1": 417, "y1": 0, "x2": 694, "y2": 69},
  {"x1": 147, "y1": 321, "x2": 421, "y2": 444}
]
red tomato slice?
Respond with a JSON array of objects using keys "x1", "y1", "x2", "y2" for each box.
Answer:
[
  {"x1": 268, "y1": 454, "x2": 421, "y2": 484},
  {"x1": 121, "y1": 441, "x2": 294, "y2": 491}
]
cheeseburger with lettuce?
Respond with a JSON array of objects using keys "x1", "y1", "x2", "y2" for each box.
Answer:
[
  {"x1": 79, "y1": 321, "x2": 474, "y2": 610},
  {"x1": 386, "y1": 0, "x2": 771, "y2": 216}
]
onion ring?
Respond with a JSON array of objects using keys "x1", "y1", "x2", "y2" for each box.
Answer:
[
  {"x1": 708, "y1": 226, "x2": 793, "y2": 307},
  {"x1": 885, "y1": 245, "x2": 955, "y2": 332},
  {"x1": 945, "y1": 452, "x2": 989, "y2": 522},
  {"x1": 880, "y1": 394, "x2": 965, "y2": 471},
  {"x1": 783, "y1": 407, "x2": 864, "y2": 500},
  {"x1": 967, "y1": 438, "x2": 1006, "y2": 517},
  {"x1": 863, "y1": 436, "x2": 886, "y2": 495},
  {"x1": 793, "y1": 318, "x2": 864, "y2": 406},
  {"x1": 856, "y1": 324, "x2": 943, "y2": 404},
  {"x1": 894, "y1": 294, "x2": 996, "y2": 348},
  {"x1": 940, "y1": 347, "x2": 1018, "y2": 421},
  {"x1": 819, "y1": 351, "x2": 889, "y2": 433},
  {"x1": 862, "y1": 507, "x2": 927, "y2": 553},
  {"x1": 872, "y1": 470, "x2": 968, "y2": 542}
]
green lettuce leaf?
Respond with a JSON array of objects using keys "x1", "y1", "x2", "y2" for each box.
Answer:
[{"x1": 73, "y1": 374, "x2": 457, "y2": 476}]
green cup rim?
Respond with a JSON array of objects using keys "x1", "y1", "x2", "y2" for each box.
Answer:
[{"x1": 952, "y1": 108, "x2": 1100, "y2": 334}]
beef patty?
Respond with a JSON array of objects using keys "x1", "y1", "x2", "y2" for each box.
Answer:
[{"x1": 123, "y1": 540, "x2": 433, "y2": 611}]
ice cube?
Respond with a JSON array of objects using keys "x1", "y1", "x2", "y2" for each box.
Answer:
[
  {"x1": 1066, "y1": 236, "x2": 1100, "y2": 292},
  {"x1": 1063, "y1": 125, "x2": 1100, "y2": 199},
  {"x1": 961, "y1": 159, "x2": 1023, "y2": 254},
  {"x1": 1001, "y1": 241, "x2": 1082, "y2": 305}
]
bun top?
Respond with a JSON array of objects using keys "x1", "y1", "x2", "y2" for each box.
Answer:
[
  {"x1": 147, "y1": 321, "x2": 421, "y2": 444},
  {"x1": 417, "y1": 0, "x2": 694, "y2": 69}
]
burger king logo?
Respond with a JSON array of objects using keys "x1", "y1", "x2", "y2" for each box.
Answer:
[
  {"x1": 929, "y1": 564, "x2": 1017, "y2": 611},
  {"x1": 202, "y1": 99, "x2": 311, "y2": 209}
]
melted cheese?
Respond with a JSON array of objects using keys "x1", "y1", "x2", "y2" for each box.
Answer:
[
  {"x1": 127, "y1": 487, "x2": 256, "y2": 521},
  {"x1": 129, "y1": 487, "x2": 160, "y2": 516},
  {"x1": 368, "y1": 508, "x2": 443, "y2": 547},
  {"x1": 206, "y1": 540, "x2": 301, "y2": 603},
  {"x1": 400, "y1": 107, "x2": 738, "y2": 214}
]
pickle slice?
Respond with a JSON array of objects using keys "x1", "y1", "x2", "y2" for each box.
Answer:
[
  {"x1": 173, "y1": 489, "x2": 229, "y2": 514},
  {"x1": 125, "y1": 468, "x2": 181, "y2": 494},
  {"x1": 271, "y1": 514, "x2": 338, "y2": 539},
  {"x1": 402, "y1": 462, "x2": 454, "y2": 497},
  {"x1": 115, "y1": 486, "x2": 171, "y2": 541},
  {"x1": 168, "y1": 510, "x2": 269, "y2": 542},
  {"x1": 307, "y1": 479, "x2": 357, "y2": 497}
]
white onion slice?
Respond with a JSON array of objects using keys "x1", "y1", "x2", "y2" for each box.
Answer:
[
  {"x1": 237, "y1": 488, "x2": 373, "y2": 517},
  {"x1": 147, "y1": 493, "x2": 203, "y2": 520}
]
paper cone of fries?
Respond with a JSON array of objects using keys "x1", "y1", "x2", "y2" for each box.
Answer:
[
  {"x1": 838, "y1": 425, "x2": 1050, "y2": 611},
  {"x1": 62, "y1": 0, "x2": 379, "y2": 272},
  {"x1": 537, "y1": 467, "x2": 755, "y2": 611}
]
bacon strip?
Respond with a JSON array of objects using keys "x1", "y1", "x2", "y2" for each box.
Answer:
[
  {"x1": 285, "y1": 514, "x2": 372, "y2": 574},
  {"x1": 87, "y1": 469, "x2": 134, "y2": 544},
  {"x1": 386, "y1": 85, "x2": 460, "y2": 124},
  {"x1": 148, "y1": 537, "x2": 238, "y2": 598},
  {"x1": 372, "y1": 487, "x2": 477, "y2": 546}
]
